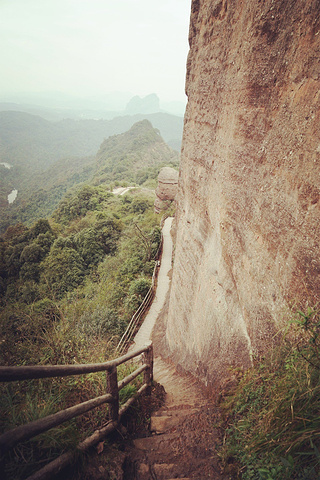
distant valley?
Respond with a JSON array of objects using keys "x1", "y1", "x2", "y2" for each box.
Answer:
[
  {"x1": 0, "y1": 113, "x2": 180, "y2": 233},
  {"x1": 0, "y1": 91, "x2": 186, "y2": 119}
]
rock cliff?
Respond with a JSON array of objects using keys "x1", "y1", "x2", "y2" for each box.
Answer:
[
  {"x1": 165, "y1": 0, "x2": 320, "y2": 386},
  {"x1": 154, "y1": 167, "x2": 179, "y2": 213}
]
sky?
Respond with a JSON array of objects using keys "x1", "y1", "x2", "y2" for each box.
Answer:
[{"x1": 0, "y1": 0, "x2": 191, "y2": 105}]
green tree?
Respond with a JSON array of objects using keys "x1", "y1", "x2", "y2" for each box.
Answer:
[
  {"x1": 31, "y1": 219, "x2": 52, "y2": 238},
  {"x1": 34, "y1": 231, "x2": 55, "y2": 255},
  {"x1": 4, "y1": 243, "x2": 26, "y2": 277},
  {"x1": 128, "y1": 276, "x2": 151, "y2": 297},
  {"x1": 131, "y1": 197, "x2": 150, "y2": 213},
  {"x1": 20, "y1": 243, "x2": 43, "y2": 263},
  {"x1": 41, "y1": 246, "x2": 86, "y2": 298}
]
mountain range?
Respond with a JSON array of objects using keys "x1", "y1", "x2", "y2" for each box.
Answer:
[{"x1": 0, "y1": 117, "x2": 179, "y2": 233}]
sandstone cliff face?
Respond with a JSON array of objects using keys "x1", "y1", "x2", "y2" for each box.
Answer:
[
  {"x1": 165, "y1": 0, "x2": 320, "y2": 386},
  {"x1": 154, "y1": 167, "x2": 179, "y2": 213}
]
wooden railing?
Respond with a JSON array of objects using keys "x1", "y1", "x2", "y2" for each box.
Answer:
[
  {"x1": 116, "y1": 215, "x2": 172, "y2": 354},
  {"x1": 0, "y1": 342, "x2": 153, "y2": 480},
  {"x1": 116, "y1": 232, "x2": 164, "y2": 354}
]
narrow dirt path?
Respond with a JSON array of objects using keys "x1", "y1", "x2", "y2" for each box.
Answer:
[
  {"x1": 126, "y1": 217, "x2": 227, "y2": 480},
  {"x1": 130, "y1": 216, "x2": 173, "y2": 351},
  {"x1": 112, "y1": 186, "x2": 135, "y2": 196}
]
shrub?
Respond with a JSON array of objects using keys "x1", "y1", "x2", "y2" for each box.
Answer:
[
  {"x1": 220, "y1": 308, "x2": 320, "y2": 479},
  {"x1": 128, "y1": 277, "x2": 151, "y2": 298},
  {"x1": 41, "y1": 247, "x2": 86, "y2": 298},
  {"x1": 78, "y1": 306, "x2": 126, "y2": 339}
]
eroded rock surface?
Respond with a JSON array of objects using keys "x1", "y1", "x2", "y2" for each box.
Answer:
[
  {"x1": 165, "y1": 0, "x2": 320, "y2": 386},
  {"x1": 154, "y1": 166, "x2": 179, "y2": 213}
]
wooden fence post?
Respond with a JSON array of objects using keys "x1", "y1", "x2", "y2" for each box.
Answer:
[
  {"x1": 143, "y1": 344, "x2": 153, "y2": 391},
  {"x1": 106, "y1": 366, "x2": 119, "y2": 422}
]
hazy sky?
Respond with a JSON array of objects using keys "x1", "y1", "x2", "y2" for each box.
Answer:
[{"x1": 0, "y1": 0, "x2": 191, "y2": 103}]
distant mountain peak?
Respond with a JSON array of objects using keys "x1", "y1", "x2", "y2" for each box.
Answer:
[{"x1": 125, "y1": 94, "x2": 160, "y2": 115}]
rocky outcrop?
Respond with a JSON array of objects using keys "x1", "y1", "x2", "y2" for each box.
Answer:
[
  {"x1": 154, "y1": 167, "x2": 179, "y2": 213},
  {"x1": 165, "y1": 0, "x2": 320, "y2": 386}
]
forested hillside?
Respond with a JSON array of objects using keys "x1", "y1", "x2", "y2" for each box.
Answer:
[
  {"x1": 0, "y1": 110, "x2": 182, "y2": 229},
  {"x1": 0, "y1": 110, "x2": 182, "y2": 178},
  {"x1": 0, "y1": 183, "x2": 161, "y2": 479},
  {"x1": 94, "y1": 120, "x2": 178, "y2": 185},
  {"x1": 0, "y1": 119, "x2": 179, "y2": 233}
]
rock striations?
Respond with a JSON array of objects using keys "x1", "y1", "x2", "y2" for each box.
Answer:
[{"x1": 165, "y1": 0, "x2": 320, "y2": 386}]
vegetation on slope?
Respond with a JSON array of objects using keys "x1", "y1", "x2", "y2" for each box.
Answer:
[
  {"x1": 0, "y1": 110, "x2": 182, "y2": 187},
  {"x1": 93, "y1": 120, "x2": 179, "y2": 186},
  {"x1": 220, "y1": 308, "x2": 320, "y2": 480},
  {"x1": 0, "y1": 184, "x2": 161, "y2": 479},
  {"x1": 0, "y1": 118, "x2": 179, "y2": 233}
]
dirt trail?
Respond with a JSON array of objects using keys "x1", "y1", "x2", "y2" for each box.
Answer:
[
  {"x1": 126, "y1": 217, "x2": 227, "y2": 480},
  {"x1": 130, "y1": 216, "x2": 173, "y2": 351},
  {"x1": 112, "y1": 186, "x2": 135, "y2": 196}
]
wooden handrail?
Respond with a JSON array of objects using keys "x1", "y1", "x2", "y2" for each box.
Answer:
[
  {"x1": 0, "y1": 342, "x2": 153, "y2": 480},
  {"x1": 0, "y1": 343, "x2": 150, "y2": 382},
  {"x1": 26, "y1": 384, "x2": 150, "y2": 480},
  {"x1": 0, "y1": 217, "x2": 168, "y2": 478},
  {"x1": 116, "y1": 232, "x2": 163, "y2": 353},
  {"x1": 117, "y1": 363, "x2": 147, "y2": 391},
  {"x1": 0, "y1": 393, "x2": 114, "y2": 451}
]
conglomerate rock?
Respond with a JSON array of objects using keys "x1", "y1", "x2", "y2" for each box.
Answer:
[{"x1": 165, "y1": 0, "x2": 320, "y2": 386}]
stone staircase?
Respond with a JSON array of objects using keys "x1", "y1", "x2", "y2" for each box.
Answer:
[
  {"x1": 67, "y1": 215, "x2": 228, "y2": 480},
  {"x1": 122, "y1": 216, "x2": 228, "y2": 479},
  {"x1": 123, "y1": 356, "x2": 227, "y2": 480}
]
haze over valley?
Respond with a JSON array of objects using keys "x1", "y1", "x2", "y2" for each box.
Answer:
[{"x1": 0, "y1": 93, "x2": 183, "y2": 233}]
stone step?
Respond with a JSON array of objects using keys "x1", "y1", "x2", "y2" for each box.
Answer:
[
  {"x1": 153, "y1": 463, "x2": 181, "y2": 479},
  {"x1": 152, "y1": 406, "x2": 203, "y2": 417},
  {"x1": 151, "y1": 414, "x2": 180, "y2": 434},
  {"x1": 151, "y1": 405, "x2": 213, "y2": 434},
  {"x1": 137, "y1": 462, "x2": 193, "y2": 479},
  {"x1": 150, "y1": 415, "x2": 180, "y2": 434},
  {"x1": 150, "y1": 411, "x2": 201, "y2": 434},
  {"x1": 133, "y1": 432, "x2": 179, "y2": 451},
  {"x1": 136, "y1": 462, "x2": 191, "y2": 480}
]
